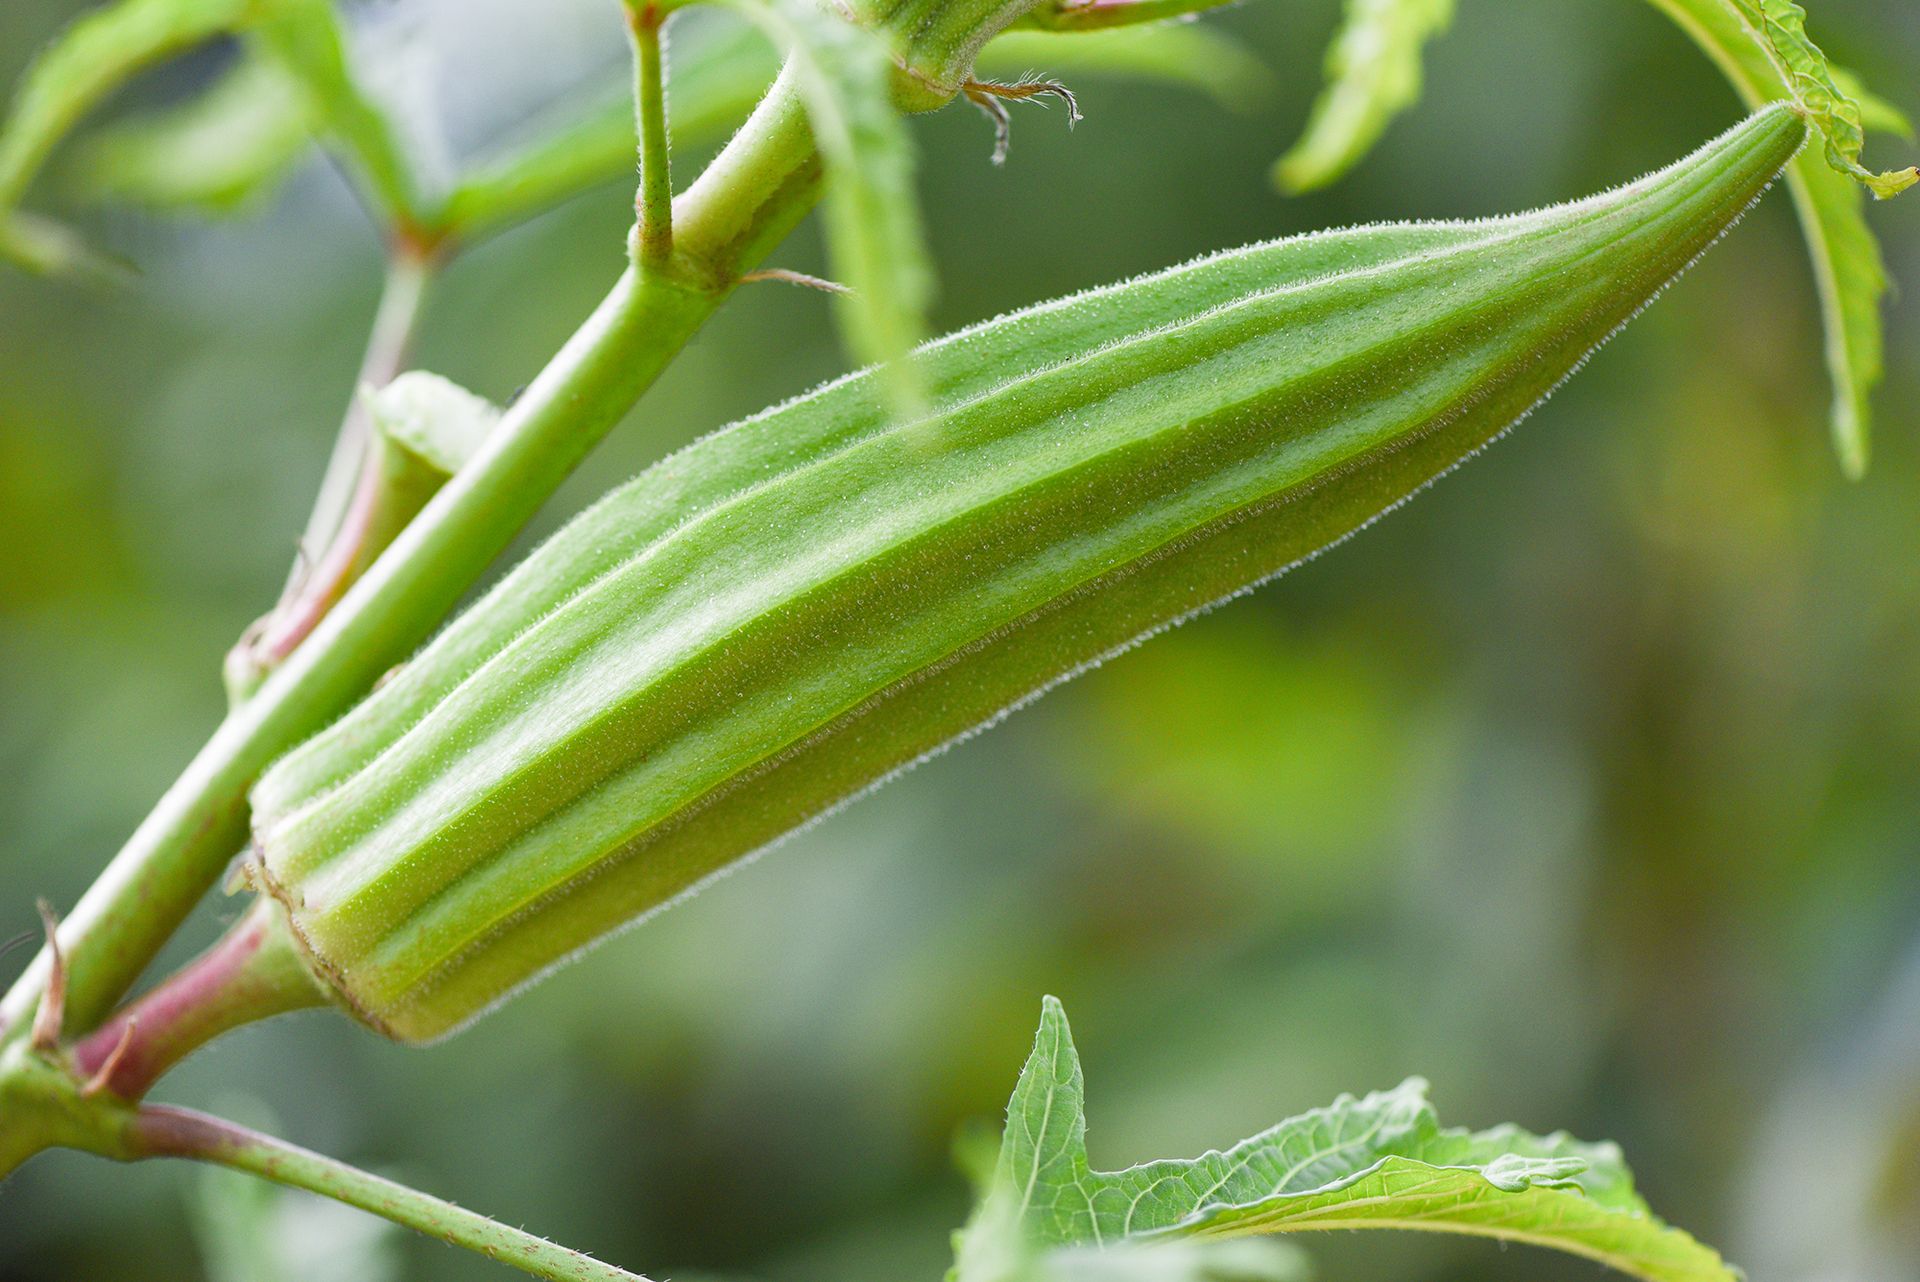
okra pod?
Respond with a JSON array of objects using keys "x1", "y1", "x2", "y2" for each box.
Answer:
[{"x1": 248, "y1": 106, "x2": 1805, "y2": 1041}]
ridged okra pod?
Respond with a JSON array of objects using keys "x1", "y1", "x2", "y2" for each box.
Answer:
[{"x1": 247, "y1": 106, "x2": 1805, "y2": 1041}]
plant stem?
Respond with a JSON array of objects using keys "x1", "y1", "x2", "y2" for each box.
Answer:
[
  {"x1": 627, "y1": 3, "x2": 674, "y2": 273},
  {"x1": 0, "y1": 67, "x2": 824, "y2": 1048},
  {"x1": 70, "y1": 901, "x2": 326, "y2": 1101},
  {"x1": 129, "y1": 1106, "x2": 654, "y2": 1282}
]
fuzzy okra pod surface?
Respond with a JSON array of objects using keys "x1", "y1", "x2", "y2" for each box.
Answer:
[{"x1": 246, "y1": 105, "x2": 1805, "y2": 1042}]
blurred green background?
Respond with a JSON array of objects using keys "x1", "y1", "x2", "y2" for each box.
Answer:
[{"x1": 2, "y1": 0, "x2": 1917, "y2": 1278}]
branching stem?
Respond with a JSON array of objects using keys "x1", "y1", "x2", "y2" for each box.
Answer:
[
  {"x1": 0, "y1": 66, "x2": 824, "y2": 1049},
  {"x1": 627, "y1": 3, "x2": 674, "y2": 273},
  {"x1": 70, "y1": 901, "x2": 326, "y2": 1101}
]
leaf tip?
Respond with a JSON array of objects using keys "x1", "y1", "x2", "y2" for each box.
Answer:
[
  {"x1": 1270, "y1": 150, "x2": 1332, "y2": 197},
  {"x1": 1836, "y1": 424, "x2": 1871, "y2": 480}
]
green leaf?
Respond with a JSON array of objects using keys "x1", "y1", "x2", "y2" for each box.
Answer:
[
  {"x1": 246, "y1": 107, "x2": 1805, "y2": 1042},
  {"x1": 0, "y1": 0, "x2": 252, "y2": 210},
  {"x1": 1016, "y1": 0, "x2": 1246, "y2": 34},
  {"x1": 441, "y1": 16, "x2": 1267, "y2": 245},
  {"x1": 980, "y1": 27, "x2": 1273, "y2": 113},
  {"x1": 0, "y1": 0, "x2": 251, "y2": 270},
  {"x1": 0, "y1": 0, "x2": 428, "y2": 268},
  {"x1": 1721, "y1": 0, "x2": 1917, "y2": 198},
  {"x1": 1273, "y1": 0, "x2": 1454, "y2": 194},
  {"x1": 189, "y1": 1103, "x2": 405, "y2": 1282},
  {"x1": 70, "y1": 50, "x2": 313, "y2": 214},
  {"x1": 441, "y1": 19, "x2": 779, "y2": 243},
  {"x1": 1833, "y1": 67, "x2": 1912, "y2": 140},
  {"x1": 1643, "y1": 0, "x2": 1908, "y2": 474},
  {"x1": 723, "y1": 0, "x2": 935, "y2": 413},
  {"x1": 974, "y1": 1239, "x2": 1313, "y2": 1282},
  {"x1": 0, "y1": 207, "x2": 130, "y2": 279},
  {"x1": 249, "y1": 0, "x2": 427, "y2": 229},
  {"x1": 954, "y1": 1000, "x2": 1736, "y2": 1282}
]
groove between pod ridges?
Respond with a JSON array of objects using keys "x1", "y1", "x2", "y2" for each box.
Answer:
[
  {"x1": 282, "y1": 250, "x2": 1611, "y2": 928},
  {"x1": 251, "y1": 105, "x2": 1797, "y2": 1036},
  {"x1": 263, "y1": 110, "x2": 1789, "y2": 974},
  {"x1": 366, "y1": 151, "x2": 1802, "y2": 1043},
  {"x1": 255, "y1": 124, "x2": 1758, "y2": 844},
  {"x1": 250, "y1": 221, "x2": 1518, "y2": 818},
  {"x1": 274, "y1": 110, "x2": 1781, "y2": 909},
  {"x1": 250, "y1": 110, "x2": 1778, "y2": 818}
]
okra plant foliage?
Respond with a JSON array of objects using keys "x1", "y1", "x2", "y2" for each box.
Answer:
[{"x1": 0, "y1": 0, "x2": 1910, "y2": 1279}]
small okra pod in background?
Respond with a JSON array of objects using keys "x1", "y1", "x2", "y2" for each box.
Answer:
[
  {"x1": 244, "y1": 106, "x2": 1806, "y2": 1042},
  {"x1": 223, "y1": 373, "x2": 501, "y2": 703}
]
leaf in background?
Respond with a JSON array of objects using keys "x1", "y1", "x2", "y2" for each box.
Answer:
[
  {"x1": 726, "y1": 0, "x2": 934, "y2": 413},
  {"x1": 980, "y1": 26, "x2": 1272, "y2": 113},
  {"x1": 1643, "y1": 0, "x2": 1911, "y2": 474},
  {"x1": 1016, "y1": 0, "x2": 1246, "y2": 34},
  {"x1": 1833, "y1": 66, "x2": 1913, "y2": 140},
  {"x1": 188, "y1": 1097, "x2": 405, "y2": 1282},
  {"x1": 442, "y1": 16, "x2": 1268, "y2": 246},
  {"x1": 953, "y1": 999, "x2": 1737, "y2": 1282},
  {"x1": 1273, "y1": 0, "x2": 1454, "y2": 194},
  {"x1": 193, "y1": 1159, "x2": 406, "y2": 1282},
  {"x1": 0, "y1": 0, "x2": 431, "y2": 267},
  {"x1": 441, "y1": 19, "x2": 779, "y2": 242},
  {"x1": 249, "y1": 0, "x2": 428, "y2": 230},
  {"x1": 0, "y1": 207, "x2": 129, "y2": 279},
  {"x1": 1036, "y1": 1242, "x2": 1309, "y2": 1282},
  {"x1": 70, "y1": 51, "x2": 313, "y2": 214},
  {"x1": 0, "y1": 0, "x2": 251, "y2": 270}
]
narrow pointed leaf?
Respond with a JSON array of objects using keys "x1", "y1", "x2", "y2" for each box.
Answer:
[
  {"x1": 721, "y1": 0, "x2": 933, "y2": 412},
  {"x1": 1721, "y1": 0, "x2": 1916, "y2": 197},
  {"x1": 246, "y1": 108, "x2": 1803, "y2": 1043},
  {"x1": 1016, "y1": 0, "x2": 1244, "y2": 34},
  {"x1": 0, "y1": 207, "x2": 129, "y2": 278},
  {"x1": 1644, "y1": 0, "x2": 1910, "y2": 473},
  {"x1": 953, "y1": 999, "x2": 1734, "y2": 1282},
  {"x1": 0, "y1": 0, "x2": 250, "y2": 269},
  {"x1": 249, "y1": 0, "x2": 427, "y2": 229},
  {"x1": 1274, "y1": 0, "x2": 1455, "y2": 194},
  {"x1": 440, "y1": 17, "x2": 1265, "y2": 245},
  {"x1": 441, "y1": 20, "x2": 778, "y2": 242},
  {"x1": 70, "y1": 51, "x2": 313, "y2": 214},
  {"x1": 0, "y1": 0, "x2": 251, "y2": 211},
  {"x1": 982, "y1": 27, "x2": 1272, "y2": 112}
]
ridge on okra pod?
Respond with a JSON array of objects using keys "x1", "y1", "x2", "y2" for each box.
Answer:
[{"x1": 243, "y1": 104, "x2": 1807, "y2": 1043}]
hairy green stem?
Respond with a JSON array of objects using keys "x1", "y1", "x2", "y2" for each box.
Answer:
[
  {"x1": 627, "y1": 4, "x2": 675, "y2": 272},
  {"x1": 129, "y1": 1106, "x2": 653, "y2": 1282},
  {"x1": 0, "y1": 67, "x2": 824, "y2": 1047}
]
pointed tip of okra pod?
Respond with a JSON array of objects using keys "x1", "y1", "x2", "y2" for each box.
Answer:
[{"x1": 248, "y1": 106, "x2": 1816, "y2": 1045}]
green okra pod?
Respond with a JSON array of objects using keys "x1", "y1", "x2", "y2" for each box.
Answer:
[{"x1": 247, "y1": 106, "x2": 1805, "y2": 1042}]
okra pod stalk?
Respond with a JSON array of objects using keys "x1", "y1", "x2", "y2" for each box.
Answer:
[{"x1": 246, "y1": 107, "x2": 1806, "y2": 1043}]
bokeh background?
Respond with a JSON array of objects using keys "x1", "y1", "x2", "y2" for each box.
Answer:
[{"x1": 2, "y1": 0, "x2": 1917, "y2": 1278}]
